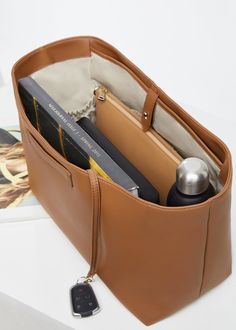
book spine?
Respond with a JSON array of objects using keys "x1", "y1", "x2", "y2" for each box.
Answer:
[{"x1": 18, "y1": 77, "x2": 138, "y2": 194}]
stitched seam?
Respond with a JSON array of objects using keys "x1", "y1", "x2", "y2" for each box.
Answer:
[{"x1": 199, "y1": 205, "x2": 211, "y2": 296}]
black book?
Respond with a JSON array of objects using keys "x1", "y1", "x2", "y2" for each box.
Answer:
[
  {"x1": 77, "y1": 117, "x2": 159, "y2": 204},
  {"x1": 18, "y1": 77, "x2": 139, "y2": 196}
]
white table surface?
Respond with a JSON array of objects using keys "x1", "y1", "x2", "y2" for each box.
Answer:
[
  {"x1": 0, "y1": 292, "x2": 74, "y2": 330},
  {"x1": 0, "y1": 1, "x2": 236, "y2": 327}
]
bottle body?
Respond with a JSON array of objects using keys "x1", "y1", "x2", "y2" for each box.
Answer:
[{"x1": 167, "y1": 182, "x2": 215, "y2": 206}]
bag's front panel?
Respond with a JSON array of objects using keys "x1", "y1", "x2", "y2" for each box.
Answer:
[
  {"x1": 96, "y1": 177, "x2": 211, "y2": 325},
  {"x1": 19, "y1": 116, "x2": 94, "y2": 264}
]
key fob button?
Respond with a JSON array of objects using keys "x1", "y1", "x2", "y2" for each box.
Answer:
[{"x1": 75, "y1": 296, "x2": 81, "y2": 301}]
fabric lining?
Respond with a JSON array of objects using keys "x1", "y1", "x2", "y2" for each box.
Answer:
[{"x1": 30, "y1": 52, "x2": 222, "y2": 192}]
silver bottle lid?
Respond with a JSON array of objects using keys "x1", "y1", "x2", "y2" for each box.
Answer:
[{"x1": 176, "y1": 157, "x2": 210, "y2": 195}]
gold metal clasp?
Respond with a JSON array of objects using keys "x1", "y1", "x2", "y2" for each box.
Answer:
[{"x1": 94, "y1": 86, "x2": 108, "y2": 101}]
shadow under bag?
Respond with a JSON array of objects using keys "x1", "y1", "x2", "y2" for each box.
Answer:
[{"x1": 12, "y1": 36, "x2": 232, "y2": 326}]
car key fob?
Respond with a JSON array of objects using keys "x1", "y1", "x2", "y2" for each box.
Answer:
[{"x1": 71, "y1": 281, "x2": 100, "y2": 317}]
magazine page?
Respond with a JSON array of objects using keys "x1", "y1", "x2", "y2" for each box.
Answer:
[{"x1": 0, "y1": 84, "x2": 49, "y2": 222}]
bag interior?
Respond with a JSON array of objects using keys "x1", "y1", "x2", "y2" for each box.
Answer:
[{"x1": 29, "y1": 51, "x2": 222, "y2": 196}]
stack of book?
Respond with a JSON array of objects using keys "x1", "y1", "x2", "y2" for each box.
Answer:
[{"x1": 18, "y1": 77, "x2": 159, "y2": 204}]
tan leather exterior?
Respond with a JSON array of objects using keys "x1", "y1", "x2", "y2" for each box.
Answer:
[{"x1": 12, "y1": 36, "x2": 232, "y2": 326}]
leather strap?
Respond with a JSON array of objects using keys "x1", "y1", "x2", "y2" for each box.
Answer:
[
  {"x1": 141, "y1": 86, "x2": 159, "y2": 132},
  {"x1": 86, "y1": 168, "x2": 101, "y2": 278}
]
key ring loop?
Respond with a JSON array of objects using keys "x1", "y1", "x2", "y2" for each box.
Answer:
[{"x1": 77, "y1": 275, "x2": 93, "y2": 284}]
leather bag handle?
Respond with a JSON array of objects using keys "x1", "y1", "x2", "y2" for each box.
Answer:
[{"x1": 86, "y1": 168, "x2": 101, "y2": 279}]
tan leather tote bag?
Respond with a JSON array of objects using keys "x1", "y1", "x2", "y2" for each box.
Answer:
[{"x1": 12, "y1": 36, "x2": 232, "y2": 325}]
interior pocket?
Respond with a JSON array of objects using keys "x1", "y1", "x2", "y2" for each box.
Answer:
[
  {"x1": 94, "y1": 87, "x2": 182, "y2": 205},
  {"x1": 24, "y1": 129, "x2": 73, "y2": 187}
]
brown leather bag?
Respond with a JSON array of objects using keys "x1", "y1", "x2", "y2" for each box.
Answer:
[{"x1": 12, "y1": 36, "x2": 232, "y2": 326}]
